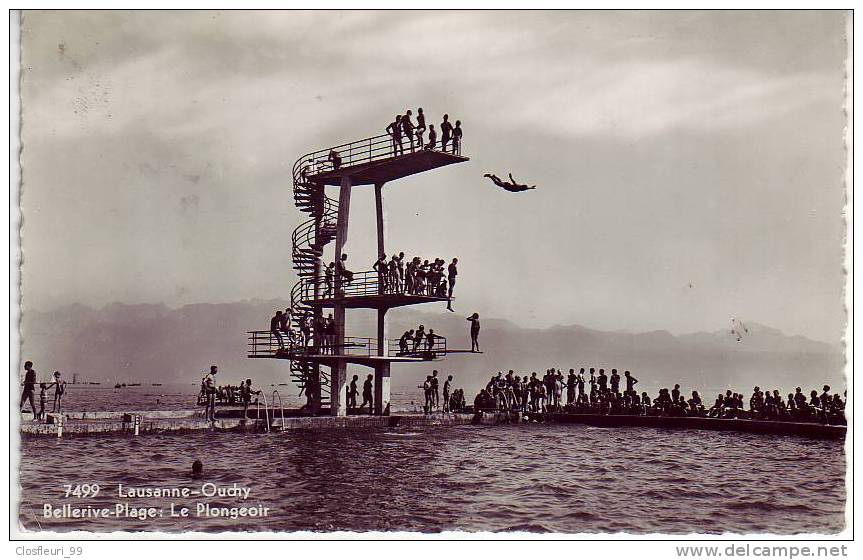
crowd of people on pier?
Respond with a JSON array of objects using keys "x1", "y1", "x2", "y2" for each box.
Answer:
[
  {"x1": 386, "y1": 108, "x2": 464, "y2": 156},
  {"x1": 470, "y1": 367, "x2": 847, "y2": 424},
  {"x1": 418, "y1": 370, "x2": 466, "y2": 414}
]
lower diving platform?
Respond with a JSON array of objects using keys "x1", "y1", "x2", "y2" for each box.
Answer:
[{"x1": 247, "y1": 333, "x2": 448, "y2": 365}]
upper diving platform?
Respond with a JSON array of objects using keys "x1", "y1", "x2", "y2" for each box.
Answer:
[
  {"x1": 295, "y1": 133, "x2": 468, "y2": 187},
  {"x1": 294, "y1": 270, "x2": 451, "y2": 310}
]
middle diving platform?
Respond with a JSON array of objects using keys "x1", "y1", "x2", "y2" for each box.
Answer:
[{"x1": 247, "y1": 332, "x2": 448, "y2": 366}]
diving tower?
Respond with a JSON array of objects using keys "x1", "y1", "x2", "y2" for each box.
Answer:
[{"x1": 247, "y1": 129, "x2": 470, "y2": 417}]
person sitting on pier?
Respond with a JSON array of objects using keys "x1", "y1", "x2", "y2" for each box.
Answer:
[
  {"x1": 348, "y1": 375, "x2": 359, "y2": 413},
  {"x1": 415, "y1": 107, "x2": 426, "y2": 146},
  {"x1": 474, "y1": 389, "x2": 495, "y2": 413},
  {"x1": 793, "y1": 387, "x2": 807, "y2": 410},
  {"x1": 402, "y1": 110, "x2": 416, "y2": 153},
  {"x1": 688, "y1": 391, "x2": 705, "y2": 415},
  {"x1": 398, "y1": 329, "x2": 414, "y2": 355},
  {"x1": 373, "y1": 254, "x2": 389, "y2": 294},
  {"x1": 452, "y1": 120, "x2": 463, "y2": 155},
  {"x1": 270, "y1": 310, "x2": 285, "y2": 349},
  {"x1": 424, "y1": 124, "x2": 437, "y2": 150},
  {"x1": 413, "y1": 325, "x2": 426, "y2": 353},
  {"x1": 467, "y1": 312, "x2": 481, "y2": 352},
  {"x1": 387, "y1": 114, "x2": 404, "y2": 157},
  {"x1": 440, "y1": 114, "x2": 453, "y2": 153}
]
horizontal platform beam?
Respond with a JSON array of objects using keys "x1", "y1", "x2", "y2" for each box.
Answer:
[
  {"x1": 309, "y1": 150, "x2": 468, "y2": 186},
  {"x1": 303, "y1": 293, "x2": 450, "y2": 309}
]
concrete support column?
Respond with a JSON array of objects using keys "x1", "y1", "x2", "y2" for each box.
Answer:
[
  {"x1": 330, "y1": 175, "x2": 353, "y2": 417},
  {"x1": 374, "y1": 362, "x2": 391, "y2": 416}
]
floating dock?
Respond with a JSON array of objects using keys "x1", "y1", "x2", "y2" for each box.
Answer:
[{"x1": 545, "y1": 412, "x2": 846, "y2": 440}]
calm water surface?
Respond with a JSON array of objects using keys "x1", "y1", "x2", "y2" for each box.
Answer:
[{"x1": 18, "y1": 424, "x2": 845, "y2": 534}]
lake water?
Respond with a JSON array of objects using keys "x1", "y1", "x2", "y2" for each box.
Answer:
[{"x1": 17, "y1": 419, "x2": 846, "y2": 534}]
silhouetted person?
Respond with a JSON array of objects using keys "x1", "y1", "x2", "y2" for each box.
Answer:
[
  {"x1": 443, "y1": 374, "x2": 454, "y2": 412},
  {"x1": 415, "y1": 107, "x2": 426, "y2": 145},
  {"x1": 624, "y1": 371, "x2": 638, "y2": 396},
  {"x1": 447, "y1": 258, "x2": 458, "y2": 311},
  {"x1": 49, "y1": 371, "x2": 66, "y2": 413},
  {"x1": 204, "y1": 366, "x2": 218, "y2": 421},
  {"x1": 402, "y1": 110, "x2": 415, "y2": 152},
  {"x1": 328, "y1": 149, "x2": 341, "y2": 171},
  {"x1": 348, "y1": 375, "x2": 359, "y2": 412},
  {"x1": 413, "y1": 325, "x2": 426, "y2": 352},
  {"x1": 386, "y1": 114, "x2": 403, "y2": 156},
  {"x1": 270, "y1": 310, "x2": 285, "y2": 349},
  {"x1": 467, "y1": 313, "x2": 481, "y2": 352},
  {"x1": 241, "y1": 378, "x2": 261, "y2": 420},
  {"x1": 425, "y1": 124, "x2": 437, "y2": 150},
  {"x1": 484, "y1": 173, "x2": 536, "y2": 192},
  {"x1": 399, "y1": 329, "x2": 414, "y2": 355},
  {"x1": 20, "y1": 360, "x2": 37, "y2": 418},
  {"x1": 360, "y1": 374, "x2": 374, "y2": 414},
  {"x1": 452, "y1": 119, "x2": 463, "y2": 154},
  {"x1": 335, "y1": 253, "x2": 354, "y2": 285},
  {"x1": 440, "y1": 114, "x2": 453, "y2": 153}
]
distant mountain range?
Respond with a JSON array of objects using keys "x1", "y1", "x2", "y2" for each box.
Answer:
[{"x1": 19, "y1": 301, "x2": 845, "y2": 396}]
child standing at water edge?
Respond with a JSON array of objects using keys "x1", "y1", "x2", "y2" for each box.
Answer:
[
  {"x1": 49, "y1": 371, "x2": 66, "y2": 413},
  {"x1": 37, "y1": 383, "x2": 48, "y2": 421}
]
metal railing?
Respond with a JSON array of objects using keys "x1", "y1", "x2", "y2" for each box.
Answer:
[
  {"x1": 247, "y1": 331, "x2": 446, "y2": 359},
  {"x1": 292, "y1": 132, "x2": 465, "y2": 182},
  {"x1": 271, "y1": 390, "x2": 286, "y2": 431},
  {"x1": 295, "y1": 269, "x2": 452, "y2": 302}
]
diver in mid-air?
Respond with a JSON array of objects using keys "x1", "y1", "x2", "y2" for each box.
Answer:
[{"x1": 484, "y1": 172, "x2": 536, "y2": 192}]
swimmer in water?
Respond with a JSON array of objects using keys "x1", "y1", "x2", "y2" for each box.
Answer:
[{"x1": 192, "y1": 460, "x2": 203, "y2": 478}]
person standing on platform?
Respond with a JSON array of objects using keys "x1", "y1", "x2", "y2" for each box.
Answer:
[
  {"x1": 446, "y1": 258, "x2": 458, "y2": 311},
  {"x1": 387, "y1": 114, "x2": 403, "y2": 156},
  {"x1": 443, "y1": 374, "x2": 454, "y2": 413},
  {"x1": 440, "y1": 114, "x2": 453, "y2": 153},
  {"x1": 324, "y1": 261, "x2": 335, "y2": 297},
  {"x1": 204, "y1": 366, "x2": 218, "y2": 421},
  {"x1": 360, "y1": 374, "x2": 374, "y2": 414},
  {"x1": 467, "y1": 313, "x2": 481, "y2": 352},
  {"x1": 399, "y1": 329, "x2": 414, "y2": 355},
  {"x1": 567, "y1": 369, "x2": 577, "y2": 405},
  {"x1": 373, "y1": 254, "x2": 389, "y2": 294},
  {"x1": 49, "y1": 371, "x2": 67, "y2": 414},
  {"x1": 19, "y1": 361, "x2": 37, "y2": 418},
  {"x1": 415, "y1": 107, "x2": 426, "y2": 146},
  {"x1": 402, "y1": 110, "x2": 415, "y2": 153},
  {"x1": 452, "y1": 120, "x2": 463, "y2": 155}
]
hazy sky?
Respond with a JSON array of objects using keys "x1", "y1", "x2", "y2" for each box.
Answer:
[{"x1": 19, "y1": 10, "x2": 848, "y2": 342}]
